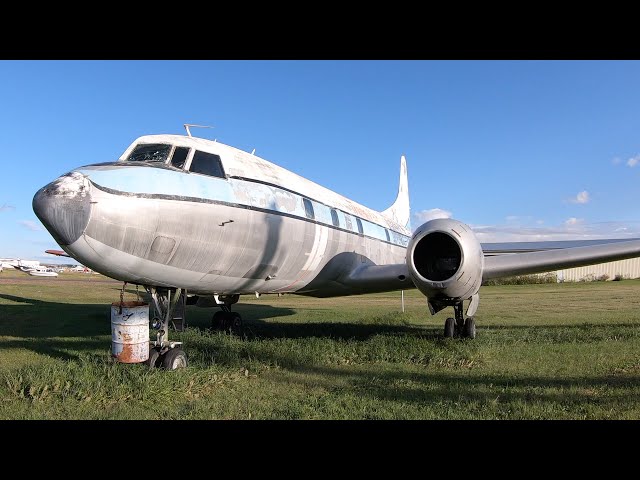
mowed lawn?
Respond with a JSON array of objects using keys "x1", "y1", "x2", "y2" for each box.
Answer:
[{"x1": 1, "y1": 268, "x2": 639, "y2": 419}]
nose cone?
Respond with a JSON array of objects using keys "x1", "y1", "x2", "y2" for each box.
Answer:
[{"x1": 33, "y1": 172, "x2": 92, "y2": 246}]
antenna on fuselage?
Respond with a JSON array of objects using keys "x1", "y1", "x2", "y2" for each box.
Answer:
[{"x1": 184, "y1": 124, "x2": 215, "y2": 138}]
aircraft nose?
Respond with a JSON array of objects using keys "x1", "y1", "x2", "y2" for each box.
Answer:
[{"x1": 33, "y1": 172, "x2": 92, "y2": 246}]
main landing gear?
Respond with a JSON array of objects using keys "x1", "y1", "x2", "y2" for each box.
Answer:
[
  {"x1": 210, "y1": 294, "x2": 244, "y2": 336},
  {"x1": 444, "y1": 302, "x2": 476, "y2": 339},
  {"x1": 146, "y1": 286, "x2": 188, "y2": 370}
]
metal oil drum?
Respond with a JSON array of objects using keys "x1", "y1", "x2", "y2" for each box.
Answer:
[{"x1": 111, "y1": 301, "x2": 150, "y2": 363}]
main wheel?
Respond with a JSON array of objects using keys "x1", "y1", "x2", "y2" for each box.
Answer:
[
  {"x1": 144, "y1": 346, "x2": 161, "y2": 368},
  {"x1": 211, "y1": 311, "x2": 226, "y2": 330},
  {"x1": 463, "y1": 317, "x2": 476, "y2": 339},
  {"x1": 161, "y1": 348, "x2": 188, "y2": 370},
  {"x1": 444, "y1": 317, "x2": 455, "y2": 338},
  {"x1": 228, "y1": 312, "x2": 244, "y2": 336},
  {"x1": 455, "y1": 316, "x2": 465, "y2": 336}
]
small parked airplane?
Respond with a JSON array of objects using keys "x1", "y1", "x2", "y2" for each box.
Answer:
[
  {"x1": 12, "y1": 262, "x2": 59, "y2": 277},
  {"x1": 28, "y1": 267, "x2": 59, "y2": 277},
  {"x1": 33, "y1": 125, "x2": 640, "y2": 369},
  {"x1": 12, "y1": 263, "x2": 36, "y2": 273}
]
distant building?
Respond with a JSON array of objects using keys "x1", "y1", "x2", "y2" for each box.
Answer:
[
  {"x1": 0, "y1": 258, "x2": 41, "y2": 270},
  {"x1": 557, "y1": 258, "x2": 640, "y2": 282},
  {"x1": 70, "y1": 265, "x2": 92, "y2": 273}
]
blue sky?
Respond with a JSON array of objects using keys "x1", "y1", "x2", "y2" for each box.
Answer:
[{"x1": 1, "y1": 60, "x2": 640, "y2": 263}]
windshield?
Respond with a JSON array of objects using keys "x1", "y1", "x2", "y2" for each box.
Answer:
[{"x1": 125, "y1": 143, "x2": 171, "y2": 163}]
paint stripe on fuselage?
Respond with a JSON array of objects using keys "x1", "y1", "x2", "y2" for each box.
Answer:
[{"x1": 79, "y1": 165, "x2": 411, "y2": 248}]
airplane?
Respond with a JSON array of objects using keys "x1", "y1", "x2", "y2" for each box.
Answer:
[
  {"x1": 11, "y1": 261, "x2": 59, "y2": 277},
  {"x1": 27, "y1": 267, "x2": 59, "y2": 277},
  {"x1": 32, "y1": 125, "x2": 640, "y2": 370},
  {"x1": 11, "y1": 262, "x2": 38, "y2": 274}
]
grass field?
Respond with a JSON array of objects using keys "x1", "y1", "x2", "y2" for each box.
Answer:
[{"x1": 1, "y1": 268, "x2": 639, "y2": 419}]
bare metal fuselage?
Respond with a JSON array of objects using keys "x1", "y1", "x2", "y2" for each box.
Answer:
[{"x1": 34, "y1": 135, "x2": 412, "y2": 297}]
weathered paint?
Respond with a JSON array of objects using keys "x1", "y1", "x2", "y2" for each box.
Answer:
[
  {"x1": 68, "y1": 189, "x2": 407, "y2": 295},
  {"x1": 38, "y1": 141, "x2": 410, "y2": 297},
  {"x1": 76, "y1": 164, "x2": 408, "y2": 246},
  {"x1": 31, "y1": 134, "x2": 414, "y2": 300},
  {"x1": 116, "y1": 134, "x2": 411, "y2": 234},
  {"x1": 111, "y1": 301, "x2": 150, "y2": 363}
]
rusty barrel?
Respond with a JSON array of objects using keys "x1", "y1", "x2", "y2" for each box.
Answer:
[{"x1": 111, "y1": 301, "x2": 150, "y2": 363}]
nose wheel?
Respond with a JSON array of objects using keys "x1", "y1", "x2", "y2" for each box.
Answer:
[
  {"x1": 161, "y1": 347, "x2": 188, "y2": 369},
  {"x1": 145, "y1": 345, "x2": 188, "y2": 370}
]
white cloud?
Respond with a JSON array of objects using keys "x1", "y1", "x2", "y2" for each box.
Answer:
[
  {"x1": 612, "y1": 157, "x2": 622, "y2": 165},
  {"x1": 628, "y1": 155, "x2": 640, "y2": 168},
  {"x1": 19, "y1": 220, "x2": 42, "y2": 232},
  {"x1": 565, "y1": 217, "x2": 582, "y2": 226},
  {"x1": 0, "y1": 204, "x2": 15, "y2": 212},
  {"x1": 412, "y1": 208, "x2": 452, "y2": 226},
  {"x1": 569, "y1": 190, "x2": 590, "y2": 204}
]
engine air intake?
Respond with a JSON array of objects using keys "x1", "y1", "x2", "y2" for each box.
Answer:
[{"x1": 413, "y1": 232, "x2": 461, "y2": 281}]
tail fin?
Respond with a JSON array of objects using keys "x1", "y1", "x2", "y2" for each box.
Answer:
[{"x1": 381, "y1": 155, "x2": 410, "y2": 229}]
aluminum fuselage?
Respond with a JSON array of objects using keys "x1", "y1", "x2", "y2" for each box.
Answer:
[{"x1": 35, "y1": 135, "x2": 412, "y2": 297}]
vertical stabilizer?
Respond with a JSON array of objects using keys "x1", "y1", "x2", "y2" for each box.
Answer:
[{"x1": 381, "y1": 155, "x2": 410, "y2": 229}]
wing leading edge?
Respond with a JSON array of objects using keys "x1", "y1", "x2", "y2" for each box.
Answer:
[
  {"x1": 482, "y1": 238, "x2": 640, "y2": 281},
  {"x1": 342, "y1": 239, "x2": 640, "y2": 290}
]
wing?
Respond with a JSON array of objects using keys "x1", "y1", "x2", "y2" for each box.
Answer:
[
  {"x1": 481, "y1": 238, "x2": 640, "y2": 255},
  {"x1": 482, "y1": 238, "x2": 640, "y2": 281},
  {"x1": 45, "y1": 249, "x2": 71, "y2": 257},
  {"x1": 342, "y1": 238, "x2": 640, "y2": 291}
]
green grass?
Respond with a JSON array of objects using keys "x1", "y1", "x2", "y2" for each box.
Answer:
[{"x1": 1, "y1": 269, "x2": 640, "y2": 419}]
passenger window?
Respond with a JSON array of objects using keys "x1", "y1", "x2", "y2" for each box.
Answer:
[
  {"x1": 189, "y1": 151, "x2": 225, "y2": 178},
  {"x1": 330, "y1": 209, "x2": 339, "y2": 227},
  {"x1": 303, "y1": 198, "x2": 315, "y2": 219},
  {"x1": 171, "y1": 147, "x2": 189, "y2": 169},
  {"x1": 356, "y1": 218, "x2": 363, "y2": 234}
]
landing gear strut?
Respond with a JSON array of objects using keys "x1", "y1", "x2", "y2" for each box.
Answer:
[
  {"x1": 443, "y1": 302, "x2": 476, "y2": 339},
  {"x1": 210, "y1": 294, "x2": 244, "y2": 335},
  {"x1": 145, "y1": 286, "x2": 188, "y2": 370}
]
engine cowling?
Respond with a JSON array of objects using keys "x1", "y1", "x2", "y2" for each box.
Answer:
[{"x1": 406, "y1": 218, "x2": 484, "y2": 310}]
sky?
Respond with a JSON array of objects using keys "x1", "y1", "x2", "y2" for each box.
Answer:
[{"x1": 1, "y1": 60, "x2": 640, "y2": 263}]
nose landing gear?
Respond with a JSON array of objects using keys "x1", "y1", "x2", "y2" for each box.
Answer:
[{"x1": 146, "y1": 286, "x2": 188, "y2": 370}]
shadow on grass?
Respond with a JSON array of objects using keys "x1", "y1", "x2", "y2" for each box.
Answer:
[
  {"x1": 0, "y1": 293, "x2": 295, "y2": 361},
  {"x1": 278, "y1": 365, "x2": 640, "y2": 414},
  {"x1": 242, "y1": 321, "x2": 436, "y2": 340}
]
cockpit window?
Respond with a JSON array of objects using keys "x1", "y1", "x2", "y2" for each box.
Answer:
[
  {"x1": 171, "y1": 147, "x2": 190, "y2": 169},
  {"x1": 126, "y1": 144, "x2": 171, "y2": 163},
  {"x1": 189, "y1": 151, "x2": 225, "y2": 178}
]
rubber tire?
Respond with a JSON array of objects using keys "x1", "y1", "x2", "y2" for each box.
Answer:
[
  {"x1": 161, "y1": 348, "x2": 188, "y2": 370},
  {"x1": 464, "y1": 317, "x2": 476, "y2": 339},
  {"x1": 228, "y1": 312, "x2": 243, "y2": 336},
  {"x1": 145, "y1": 347, "x2": 161, "y2": 368},
  {"x1": 444, "y1": 317, "x2": 455, "y2": 338},
  {"x1": 211, "y1": 311, "x2": 226, "y2": 330}
]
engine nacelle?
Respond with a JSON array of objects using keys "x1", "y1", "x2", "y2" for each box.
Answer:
[{"x1": 406, "y1": 218, "x2": 484, "y2": 308}]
